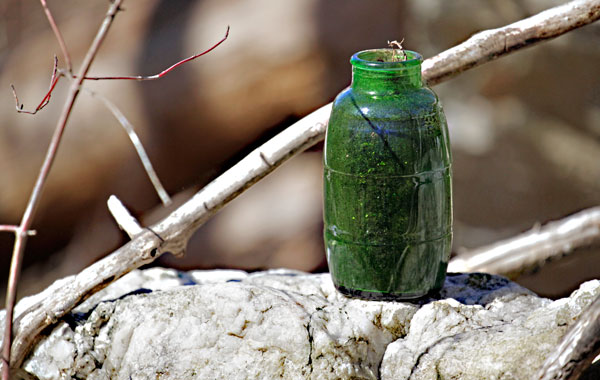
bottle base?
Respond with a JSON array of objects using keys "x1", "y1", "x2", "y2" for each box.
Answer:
[{"x1": 334, "y1": 284, "x2": 440, "y2": 302}]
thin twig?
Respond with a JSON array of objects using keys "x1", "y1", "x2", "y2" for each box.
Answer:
[
  {"x1": 82, "y1": 87, "x2": 171, "y2": 205},
  {"x1": 448, "y1": 207, "x2": 600, "y2": 276},
  {"x1": 39, "y1": 0, "x2": 72, "y2": 74},
  {"x1": 1, "y1": 1, "x2": 125, "y2": 378},
  {"x1": 534, "y1": 294, "x2": 600, "y2": 380},
  {"x1": 11, "y1": 56, "x2": 60, "y2": 115},
  {"x1": 81, "y1": 26, "x2": 230, "y2": 81},
  {"x1": 5, "y1": 0, "x2": 600, "y2": 373}
]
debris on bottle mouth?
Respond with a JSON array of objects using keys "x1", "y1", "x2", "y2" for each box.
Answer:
[{"x1": 384, "y1": 39, "x2": 407, "y2": 62}]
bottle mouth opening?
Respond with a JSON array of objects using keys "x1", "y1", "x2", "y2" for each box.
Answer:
[{"x1": 351, "y1": 49, "x2": 422, "y2": 70}]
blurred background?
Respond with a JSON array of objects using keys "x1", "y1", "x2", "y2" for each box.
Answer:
[{"x1": 0, "y1": 0, "x2": 599, "y2": 303}]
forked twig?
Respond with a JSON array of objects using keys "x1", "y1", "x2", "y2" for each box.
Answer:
[
  {"x1": 11, "y1": 56, "x2": 60, "y2": 115},
  {"x1": 10, "y1": 26, "x2": 230, "y2": 116},
  {"x1": 82, "y1": 87, "x2": 171, "y2": 205}
]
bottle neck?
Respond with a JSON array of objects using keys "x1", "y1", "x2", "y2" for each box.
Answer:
[{"x1": 350, "y1": 49, "x2": 423, "y2": 94}]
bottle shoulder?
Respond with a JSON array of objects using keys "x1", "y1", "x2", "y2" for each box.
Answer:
[
  {"x1": 332, "y1": 86, "x2": 440, "y2": 122},
  {"x1": 325, "y1": 86, "x2": 451, "y2": 175}
]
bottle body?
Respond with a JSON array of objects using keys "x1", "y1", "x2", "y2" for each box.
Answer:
[{"x1": 324, "y1": 50, "x2": 452, "y2": 300}]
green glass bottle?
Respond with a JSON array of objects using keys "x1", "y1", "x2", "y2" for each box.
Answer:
[{"x1": 323, "y1": 49, "x2": 452, "y2": 300}]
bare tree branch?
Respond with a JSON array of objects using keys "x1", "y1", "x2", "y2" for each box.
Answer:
[
  {"x1": 422, "y1": 0, "x2": 600, "y2": 85},
  {"x1": 448, "y1": 207, "x2": 600, "y2": 276},
  {"x1": 4, "y1": 0, "x2": 600, "y2": 372},
  {"x1": 534, "y1": 294, "x2": 600, "y2": 380}
]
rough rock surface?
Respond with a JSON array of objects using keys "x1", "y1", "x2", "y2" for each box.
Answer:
[{"x1": 2, "y1": 268, "x2": 599, "y2": 380}]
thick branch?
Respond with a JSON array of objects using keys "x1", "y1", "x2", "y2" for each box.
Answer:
[
  {"x1": 4, "y1": 0, "x2": 600, "y2": 370},
  {"x1": 448, "y1": 207, "x2": 600, "y2": 276},
  {"x1": 534, "y1": 294, "x2": 600, "y2": 380},
  {"x1": 422, "y1": 0, "x2": 600, "y2": 85}
]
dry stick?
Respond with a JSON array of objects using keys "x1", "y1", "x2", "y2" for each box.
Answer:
[
  {"x1": 5, "y1": 0, "x2": 600, "y2": 371},
  {"x1": 40, "y1": 0, "x2": 72, "y2": 74},
  {"x1": 107, "y1": 195, "x2": 144, "y2": 238},
  {"x1": 448, "y1": 207, "x2": 600, "y2": 275},
  {"x1": 83, "y1": 87, "x2": 172, "y2": 205},
  {"x1": 1, "y1": 0, "x2": 125, "y2": 377},
  {"x1": 534, "y1": 294, "x2": 600, "y2": 380}
]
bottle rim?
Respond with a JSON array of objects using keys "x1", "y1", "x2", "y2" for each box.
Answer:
[{"x1": 351, "y1": 49, "x2": 422, "y2": 70}]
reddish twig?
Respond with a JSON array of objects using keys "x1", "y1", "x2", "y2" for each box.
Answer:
[
  {"x1": 40, "y1": 0, "x2": 72, "y2": 73},
  {"x1": 1, "y1": 1, "x2": 125, "y2": 378},
  {"x1": 9, "y1": 26, "x2": 230, "y2": 117},
  {"x1": 81, "y1": 26, "x2": 230, "y2": 81},
  {"x1": 11, "y1": 56, "x2": 61, "y2": 115}
]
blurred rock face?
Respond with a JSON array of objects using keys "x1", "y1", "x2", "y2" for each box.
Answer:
[{"x1": 0, "y1": 1, "x2": 598, "y2": 300}]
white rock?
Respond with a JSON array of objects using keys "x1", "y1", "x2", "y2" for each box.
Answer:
[{"x1": 2, "y1": 270, "x2": 598, "y2": 379}]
